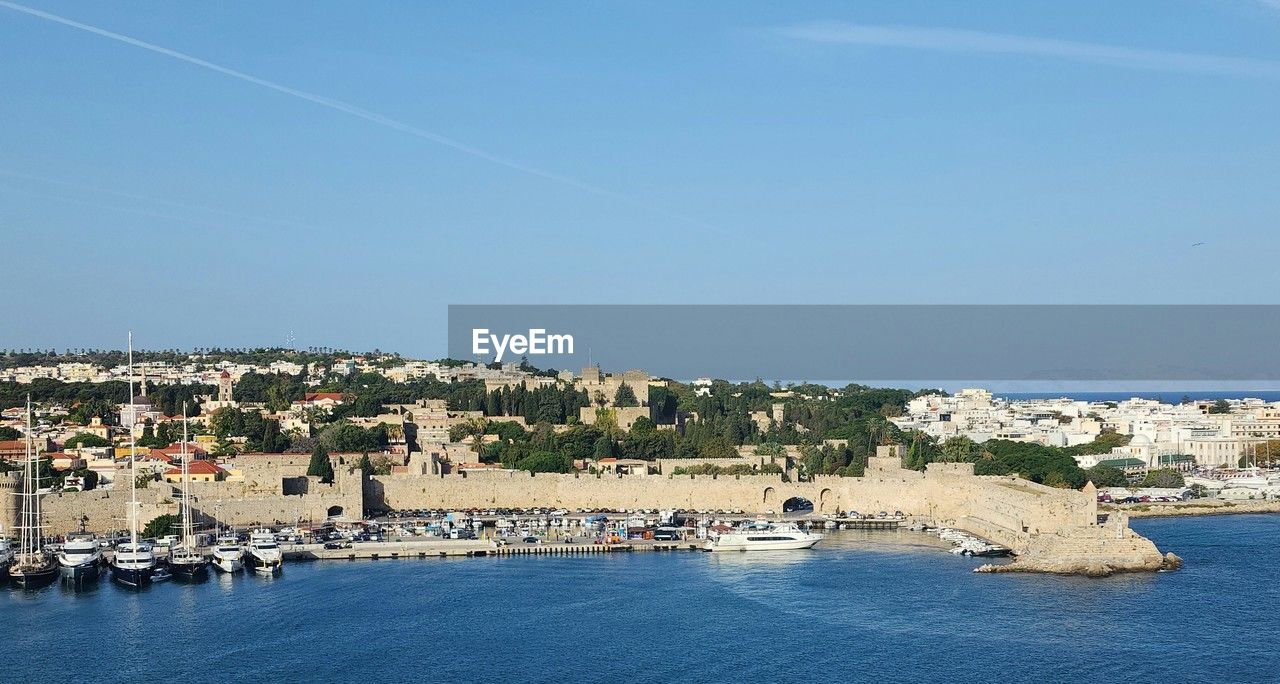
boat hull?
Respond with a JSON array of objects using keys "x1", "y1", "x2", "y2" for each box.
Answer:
[
  {"x1": 9, "y1": 564, "x2": 59, "y2": 589},
  {"x1": 707, "y1": 537, "x2": 822, "y2": 552},
  {"x1": 59, "y1": 560, "x2": 102, "y2": 582},
  {"x1": 212, "y1": 556, "x2": 244, "y2": 574},
  {"x1": 169, "y1": 559, "x2": 210, "y2": 582},
  {"x1": 110, "y1": 563, "x2": 154, "y2": 589},
  {"x1": 244, "y1": 553, "x2": 282, "y2": 575}
]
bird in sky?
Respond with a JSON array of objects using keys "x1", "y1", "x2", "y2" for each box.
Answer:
[{"x1": 1191, "y1": 242, "x2": 1206, "y2": 247}]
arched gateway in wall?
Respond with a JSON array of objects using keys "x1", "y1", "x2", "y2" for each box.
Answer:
[{"x1": 818, "y1": 488, "x2": 833, "y2": 513}]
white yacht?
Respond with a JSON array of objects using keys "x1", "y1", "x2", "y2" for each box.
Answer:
[
  {"x1": 211, "y1": 536, "x2": 244, "y2": 574},
  {"x1": 705, "y1": 521, "x2": 823, "y2": 552},
  {"x1": 244, "y1": 529, "x2": 283, "y2": 575},
  {"x1": 57, "y1": 537, "x2": 103, "y2": 581},
  {"x1": 110, "y1": 333, "x2": 159, "y2": 589}
]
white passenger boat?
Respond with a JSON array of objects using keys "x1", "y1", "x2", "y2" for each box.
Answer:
[
  {"x1": 705, "y1": 522, "x2": 823, "y2": 552},
  {"x1": 244, "y1": 529, "x2": 283, "y2": 575},
  {"x1": 211, "y1": 536, "x2": 245, "y2": 573}
]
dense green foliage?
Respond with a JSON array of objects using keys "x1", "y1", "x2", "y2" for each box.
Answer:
[
  {"x1": 0, "y1": 379, "x2": 210, "y2": 417},
  {"x1": 1085, "y1": 464, "x2": 1130, "y2": 487},
  {"x1": 142, "y1": 514, "x2": 180, "y2": 539},
  {"x1": 65, "y1": 433, "x2": 111, "y2": 449},
  {"x1": 307, "y1": 444, "x2": 334, "y2": 483},
  {"x1": 1140, "y1": 468, "x2": 1185, "y2": 488}
]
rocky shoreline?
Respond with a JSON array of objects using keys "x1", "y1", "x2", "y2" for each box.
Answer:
[{"x1": 975, "y1": 551, "x2": 1182, "y2": 578}]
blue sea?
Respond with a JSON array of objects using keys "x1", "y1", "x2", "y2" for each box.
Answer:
[{"x1": 4, "y1": 515, "x2": 1278, "y2": 683}]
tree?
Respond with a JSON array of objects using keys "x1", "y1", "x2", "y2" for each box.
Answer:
[
  {"x1": 940, "y1": 436, "x2": 977, "y2": 463},
  {"x1": 1208, "y1": 399, "x2": 1231, "y2": 414},
  {"x1": 514, "y1": 451, "x2": 573, "y2": 473},
  {"x1": 0, "y1": 426, "x2": 20, "y2": 440},
  {"x1": 73, "y1": 468, "x2": 99, "y2": 491},
  {"x1": 1140, "y1": 468, "x2": 1185, "y2": 489},
  {"x1": 142, "y1": 513, "x2": 180, "y2": 539},
  {"x1": 357, "y1": 453, "x2": 373, "y2": 476},
  {"x1": 629, "y1": 416, "x2": 656, "y2": 435},
  {"x1": 1085, "y1": 464, "x2": 1129, "y2": 488},
  {"x1": 65, "y1": 433, "x2": 110, "y2": 449},
  {"x1": 307, "y1": 444, "x2": 334, "y2": 483},
  {"x1": 613, "y1": 383, "x2": 639, "y2": 408}
]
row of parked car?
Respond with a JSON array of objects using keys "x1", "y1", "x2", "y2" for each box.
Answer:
[{"x1": 1097, "y1": 494, "x2": 1184, "y2": 503}]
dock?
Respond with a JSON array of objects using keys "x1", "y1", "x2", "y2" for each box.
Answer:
[{"x1": 282, "y1": 539, "x2": 708, "y2": 561}]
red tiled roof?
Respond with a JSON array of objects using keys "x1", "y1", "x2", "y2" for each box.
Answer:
[
  {"x1": 152, "y1": 443, "x2": 207, "y2": 457},
  {"x1": 164, "y1": 460, "x2": 224, "y2": 476}
]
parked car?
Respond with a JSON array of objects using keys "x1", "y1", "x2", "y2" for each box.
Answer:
[{"x1": 522, "y1": 536, "x2": 540, "y2": 544}]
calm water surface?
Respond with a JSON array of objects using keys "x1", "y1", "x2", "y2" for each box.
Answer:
[{"x1": 4, "y1": 515, "x2": 1277, "y2": 683}]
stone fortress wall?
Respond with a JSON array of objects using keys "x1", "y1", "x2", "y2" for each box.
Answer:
[
  {"x1": 25, "y1": 446, "x2": 1164, "y2": 573},
  {"x1": 366, "y1": 447, "x2": 1163, "y2": 571},
  {"x1": 35, "y1": 453, "x2": 362, "y2": 535}
]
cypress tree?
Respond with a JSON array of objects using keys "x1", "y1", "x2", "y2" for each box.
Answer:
[{"x1": 308, "y1": 443, "x2": 334, "y2": 483}]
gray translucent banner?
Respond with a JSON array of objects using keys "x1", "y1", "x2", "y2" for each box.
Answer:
[{"x1": 447, "y1": 305, "x2": 1280, "y2": 381}]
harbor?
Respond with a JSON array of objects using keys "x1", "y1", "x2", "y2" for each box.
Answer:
[{"x1": 3, "y1": 515, "x2": 1272, "y2": 684}]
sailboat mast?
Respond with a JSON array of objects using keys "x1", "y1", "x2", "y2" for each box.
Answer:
[
  {"x1": 29, "y1": 394, "x2": 42, "y2": 553},
  {"x1": 128, "y1": 332, "x2": 138, "y2": 548},
  {"x1": 22, "y1": 394, "x2": 33, "y2": 557},
  {"x1": 181, "y1": 403, "x2": 192, "y2": 548}
]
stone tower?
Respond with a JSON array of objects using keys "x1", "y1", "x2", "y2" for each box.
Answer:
[
  {"x1": 0, "y1": 471, "x2": 19, "y2": 537},
  {"x1": 218, "y1": 370, "x2": 233, "y2": 403}
]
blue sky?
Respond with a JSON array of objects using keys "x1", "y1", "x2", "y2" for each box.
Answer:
[{"x1": 2, "y1": 1, "x2": 1279, "y2": 356}]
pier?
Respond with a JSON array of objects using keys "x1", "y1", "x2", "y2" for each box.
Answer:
[{"x1": 282, "y1": 539, "x2": 710, "y2": 561}]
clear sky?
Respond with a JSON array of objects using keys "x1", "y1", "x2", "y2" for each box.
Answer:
[{"x1": 2, "y1": 1, "x2": 1279, "y2": 356}]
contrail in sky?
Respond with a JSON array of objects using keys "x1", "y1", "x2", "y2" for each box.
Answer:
[
  {"x1": 0, "y1": 1, "x2": 706, "y2": 227},
  {"x1": 778, "y1": 21, "x2": 1280, "y2": 79}
]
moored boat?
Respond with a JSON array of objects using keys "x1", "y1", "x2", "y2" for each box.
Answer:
[
  {"x1": 57, "y1": 537, "x2": 103, "y2": 582},
  {"x1": 0, "y1": 538, "x2": 14, "y2": 585},
  {"x1": 705, "y1": 521, "x2": 823, "y2": 552},
  {"x1": 8, "y1": 396, "x2": 58, "y2": 590},
  {"x1": 167, "y1": 408, "x2": 209, "y2": 582},
  {"x1": 110, "y1": 333, "x2": 158, "y2": 590},
  {"x1": 244, "y1": 529, "x2": 283, "y2": 575},
  {"x1": 110, "y1": 541, "x2": 157, "y2": 588},
  {"x1": 211, "y1": 536, "x2": 244, "y2": 574}
]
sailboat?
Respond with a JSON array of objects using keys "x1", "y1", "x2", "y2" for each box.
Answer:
[
  {"x1": 8, "y1": 396, "x2": 58, "y2": 589},
  {"x1": 110, "y1": 333, "x2": 160, "y2": 589},
  {"x1": 168, "y1": 404, "x2": 209, "y2": 581}
]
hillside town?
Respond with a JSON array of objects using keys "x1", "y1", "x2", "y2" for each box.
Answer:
[
  {"x1": 0, "y1": 350, "x2": 1277, "y2": 508},
  {"x1": 893, "y1": 388, "x2": 1280, "y2": 470}
]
